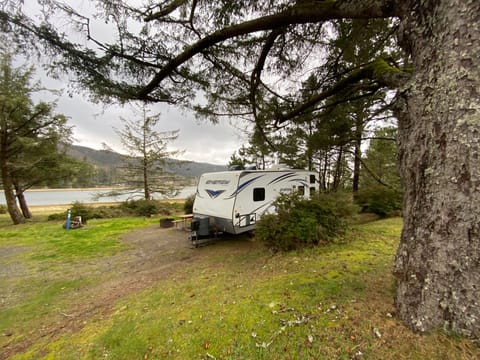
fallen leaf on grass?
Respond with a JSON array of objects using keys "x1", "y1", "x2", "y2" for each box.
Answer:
[
  {"x1": 373, "y1": 328, "x2": 382, "y2": 338},
  {"x1": 305, "y1": 334, "x2": 314, "y2": 348},
  {"x1": 255, "y1": 341, "x2": 272, "y2": 349}
]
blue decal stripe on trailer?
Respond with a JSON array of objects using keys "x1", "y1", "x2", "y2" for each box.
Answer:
[
  {"x1": 268, "y1": 172, "x2": 295, "y2": 185},
  {"x1": 289, "y1": 178, "x2": 309, "y2": 186},
  {"x1": 252, "y1": 201, "x2": 274, "y2": 214},
  {"x1": 227, "y1": 176, "x2": 263, "y2": 198}
]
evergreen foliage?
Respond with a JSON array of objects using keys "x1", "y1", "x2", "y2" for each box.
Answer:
[
  {"x1": 356, "y1": 126, "x2": 402, "y2": 217},
  {"x1": 256, "y1": 192, "x2": 358, "y2": 252},
  {"x1": 97, "y1": 105, "x2": 183, "y2": 201},
  {"x1": 119, "y1": 199, "x2": 164, "y2": 217},
  {"x1": 355, "y1": 185, "x2": 402, "y2": 217},
  {"x1": 0, "y1": 51, "x2": 91, "y2": 223},
  {"x1": 183, "y1": 194, "x2": 195, "y2": 214},
  {"x1": 47, "y1": 200, "x2": 179, "y2": 222}
]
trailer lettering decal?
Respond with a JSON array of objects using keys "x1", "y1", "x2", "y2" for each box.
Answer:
[
  {"x1": 206, "y1": 180, "x2": 230, "y2": 185},
  {"x1": 206, "y1": 189, "x2": 226, "y2": 198}
]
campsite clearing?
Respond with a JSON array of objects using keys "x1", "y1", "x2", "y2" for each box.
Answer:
[{"x1": 0, "y1": 216, "x2": 478, "y2": 359}]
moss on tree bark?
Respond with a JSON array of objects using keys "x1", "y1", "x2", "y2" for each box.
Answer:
[{"x1": 394, "y1": 0, "x2": 480, "y2": 337}]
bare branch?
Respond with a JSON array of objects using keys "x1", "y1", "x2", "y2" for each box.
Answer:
[
  {"x1": 144, "y1": 0, "x2": 189, "y2": 22},
  {"x1": 249, "y1": 28, "x2": 285, "y2": 122},
  {"x1": 344, "y1": 147, "x2": 394, "y2": 188}
]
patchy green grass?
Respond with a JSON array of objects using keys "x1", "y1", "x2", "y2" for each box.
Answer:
[
  {"x1": 0, "y1": 216, "x2": 157, "y2": 260},
  {"x1": 2, "y1": 217, "x2": 479, "y2": 359},
  {"x1": 0, "y1": 216, "x2": 159, "y2": 352}
]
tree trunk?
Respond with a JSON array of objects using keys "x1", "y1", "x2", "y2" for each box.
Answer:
[
  {"x1": 394, "y1": 0, "x2": 480, "y2": 337},
  {"x1": 16, "y1": 190, "x2": 32, "y2": 219},
  {"x1": 321, "y1": 152, "x2": 328, "y2": 190},
  {"x1": 142, "y1": 123, "x2": 150, "y2": 201},
  {"x1": 332, "y1": 146, "x2": 344, "y2": 190},
  {"x1": 143, "y1": 158, "x2": 150, "y2": 200},
  {"x1": 0, "y1": 162, "x2": 25, "y2": 224},
  {"x1": 352, "y1": 110, "x2": 364, "y2": 193}
]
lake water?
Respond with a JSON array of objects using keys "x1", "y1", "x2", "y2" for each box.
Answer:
[{"x1": 0, "y1": 187, "x2": 196, "y2": 206}]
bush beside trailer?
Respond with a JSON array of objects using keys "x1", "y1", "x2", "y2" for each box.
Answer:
[{"x1": 191, "y1": 168, "x2": 319, "y2": 239}]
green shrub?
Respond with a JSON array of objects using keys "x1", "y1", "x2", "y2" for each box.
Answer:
[
  {"x1": 119, "y1": 199, "x2": 159, "y2": 217},
  {"x1": 256, "y1": 192, "x2": 358, "y2": 252},
  {"x1": 47, "y1": 212, "x2": 66, "y2": 221},
  {"x1": 46, "y1": 200, "x2": 178, "y2": 222},
  {"x1": 69, "y1": 201, "x2": 102, "y2": 224},
  {"x1": 47, "y1": 202, "x2": 108, "y2": 223},
  {"x1": 91, "y1": 206, "x2": 126, "y2": 219},
  {"x1": 183, "y1": 194, "x2": 195, "y2": 214},
  {"x1": 0, "y1": 204, "x2": 7, "y2": 214},
  {"x1": 355, "y1": 185, "x2": 402, "y2": 217}
]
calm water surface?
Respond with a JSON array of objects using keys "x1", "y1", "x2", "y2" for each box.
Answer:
[{"x1": 0, "y1": 187, "x2": 196, "y2": 206}]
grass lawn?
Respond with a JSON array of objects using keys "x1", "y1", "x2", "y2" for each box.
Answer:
[{"x1": 0, "y1": 214, "x2": 478, "y2": 359}]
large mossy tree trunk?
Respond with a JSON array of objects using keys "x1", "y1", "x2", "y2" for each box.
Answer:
[{"x1": 394, "y1": 0, "x2": 480, "y2": 337}]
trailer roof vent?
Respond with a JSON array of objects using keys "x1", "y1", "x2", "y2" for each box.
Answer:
[
  {"x1": 269, "y1": 164, "x2": 290, "y2": 170},
  {"x1": 228, "y1": 165, "x2": 243, "y2": 171}
]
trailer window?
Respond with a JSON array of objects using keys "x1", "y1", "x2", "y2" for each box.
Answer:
[
  {"x1": 253, "y1": 188, "x2": 265, "y2": 202},
  {"x1": 310, "y1": 175, "x2": 316, "y2": 184}
]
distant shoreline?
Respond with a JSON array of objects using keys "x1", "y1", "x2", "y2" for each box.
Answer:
[
  {"x1": 1, "y1": 187, "x2": 194, "y2": 207},
  {"x1": 27, "y1": 187, "x2": 126, "y2": 193},
  {"x1": 29, "y1": 201, "x2": 118, "y2": 208},
  {"x1": 28, "y1": 198, "x2": 185, "y2": 214},
  {"x1": 28, "y1": 202, "x2": 118, "y2": 214}
]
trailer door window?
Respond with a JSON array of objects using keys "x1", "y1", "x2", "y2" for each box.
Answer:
[{"x1": 253, "y1": 188, "x2": 265, "y2": 202}]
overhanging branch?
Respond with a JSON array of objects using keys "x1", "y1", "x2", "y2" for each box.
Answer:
[
  {"x1": 144, "y1": 0, "x2": 189, "y2": 22},
  {"x1": 276, "y1": 58, "x2": 409, "y2": 124},
  {"x1": 137, "y1": 0, "x2": 400, "y2": 98}
]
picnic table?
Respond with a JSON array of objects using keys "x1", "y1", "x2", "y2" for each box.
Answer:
[{"x1": 173, "y1": 214, "x2": 193, "y2": 230}]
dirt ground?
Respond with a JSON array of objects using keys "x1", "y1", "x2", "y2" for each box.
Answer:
[{"x1": 1, "y1": 225, "x2": 223, "y2": 359}]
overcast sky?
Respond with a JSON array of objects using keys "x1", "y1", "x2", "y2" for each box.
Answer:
[
  {"x1": 28, "y1": 68, "x2": 245, "y2": 166},
  {"x1": 33, "y1": 81, "x2": 246, "y2": 165},
  {"x1": 21, "y1": 1, "x2": 247, "y2": 166}
]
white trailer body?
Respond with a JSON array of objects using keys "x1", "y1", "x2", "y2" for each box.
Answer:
[{"x1": 192, "y1": 169, "x2": 318, "y2": 235}]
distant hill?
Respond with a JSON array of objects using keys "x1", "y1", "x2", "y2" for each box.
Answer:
[
  {"x1": 166, "y1": 159, "x2": 228, "y2": 178},
  {"x1": 67, "y1": 144, "x2": 227, "y2": 178},
  {"x1": 67, "y1": 145, "x2": 124, "y2": 167}
]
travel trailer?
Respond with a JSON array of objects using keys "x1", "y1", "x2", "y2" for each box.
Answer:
[{"x1": 191, "y1": 167, "x2": 319, "y2": 239}]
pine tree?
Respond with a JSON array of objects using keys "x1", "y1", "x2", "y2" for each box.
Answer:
[
  {"x1": 113, "y1": 105, "x2": 182, "y2": 200},
  {"x1": 0, "y1": 52, "x2": 80, "y2": 223}
]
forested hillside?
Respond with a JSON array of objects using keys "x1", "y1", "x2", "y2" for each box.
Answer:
[{"x1": 66, "y1": 145, "x2": 227, "y2": 185}]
